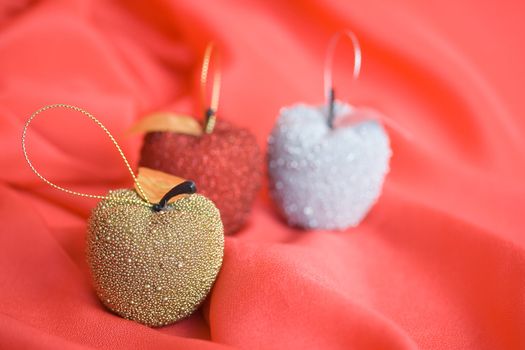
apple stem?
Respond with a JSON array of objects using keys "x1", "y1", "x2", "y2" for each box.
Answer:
[
  {"x1": 327, "y1": 87, "x2": 336, "y2": 128},
  {"x1": 152, "y1": 181, "x2": 197, "y2": 212},
  {"x1": 204, "y1": 108, "x2": 216, "y2": 134}
]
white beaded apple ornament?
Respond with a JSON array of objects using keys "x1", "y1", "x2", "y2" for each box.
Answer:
[
  {"x1": 267, "y1": 31, "x2": 393, "y2": 230},
  {"x1": 22, "y1": 104, "x2": 224, "y2": 327}
]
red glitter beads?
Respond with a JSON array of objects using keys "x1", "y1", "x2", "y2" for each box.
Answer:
[{"x1": 139, "y1": 120, "x2": 262, "y2": 234}]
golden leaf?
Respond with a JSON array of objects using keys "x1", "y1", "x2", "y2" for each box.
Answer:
[
  {"x1": 127, "y1": 112, "x2": 203, "y2": 136},
  {"x1": 135, "y1": 167, "x2": 188, "y2": 204}
]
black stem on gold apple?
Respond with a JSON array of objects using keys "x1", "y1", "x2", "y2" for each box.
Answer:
[
  {"x1": 152, "y1": 181, "x2": 197, "y2": 212},
  {"x1": 327, "y1": 87, "x2": 336, "y2": 129}
]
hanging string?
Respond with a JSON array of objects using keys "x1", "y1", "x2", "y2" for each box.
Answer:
[
  {"x1": 22, "y1": 104, "x2": 152, "y2": 206},
  {"x1": 200, "y1": 42, "x2": 222, "y2": 134},
  {"x1": 324, "y1": 30, "x2": 362, "y2": 128},
  {"x1": 323, "y1": 31, "x2": 413, "y2": 139}
]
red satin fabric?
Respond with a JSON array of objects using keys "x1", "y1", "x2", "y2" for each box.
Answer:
[{"x1": 1, "y1": 0, "x2": 525, "y2": 349}]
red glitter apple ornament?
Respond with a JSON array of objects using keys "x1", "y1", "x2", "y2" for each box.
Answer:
[{"x1": 134, "y1": 44, "x2": 262, "y2": 234}]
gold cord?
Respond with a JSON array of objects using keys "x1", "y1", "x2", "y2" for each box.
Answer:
[
  {"x1": 22, "y1": 104, "x2": 151, "y2": 207},
  {"x1": 200, "y1": 43, "x2": 222, "y2": 134}
]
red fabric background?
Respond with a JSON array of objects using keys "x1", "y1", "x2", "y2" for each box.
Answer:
[{"x1": 1, "y1": 0, "x2": 525, "y2": 349}]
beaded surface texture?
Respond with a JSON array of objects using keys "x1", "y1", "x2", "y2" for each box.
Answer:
[
  {"x1": 87, "y1": 189, "x2": 224, "y2": 327},
  {"x1": 267, "y1": 102, "x2": 391, "y2": 230},
  {"x1": 139, "y1": 120, "x2": 262, "y2": 235}
]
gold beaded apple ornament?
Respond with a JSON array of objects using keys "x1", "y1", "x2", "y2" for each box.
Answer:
[
  {"x1": 130, "y1": 43, "x2": 263, "y2": 235},
  {"x1": 22, "y1": 104, "x2": 224, "y2": 327}
]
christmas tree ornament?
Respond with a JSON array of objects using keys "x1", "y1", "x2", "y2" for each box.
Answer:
[
  {"x1": 22, "y1": 104, "x2": 224, "y2": 327},
  {"x1": 134, "y1": 43, "x2": 263, "y2": 235},
  {"x1": 267, "y1": 31, "x2": 392, "y2": 230}
]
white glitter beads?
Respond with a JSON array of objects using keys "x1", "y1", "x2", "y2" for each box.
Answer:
[
  {"x1": 267, "y1": 102, "x2": 392, "y2": 230},
  {"x1": 87, "y1": 189, "x2": 224, "y2": 327}
]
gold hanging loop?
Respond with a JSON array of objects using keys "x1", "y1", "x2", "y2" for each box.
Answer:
[
  {"x1": 200, "y1": 42, "x2": 222, "y2": 133},
  {"x1": 22, "y1": 104, "x2": 151, "y2": 206}
]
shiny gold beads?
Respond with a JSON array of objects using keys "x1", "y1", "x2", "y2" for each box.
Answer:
[{"x1": 86, "y1": 189, "x2": 224, "y2": 327}]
